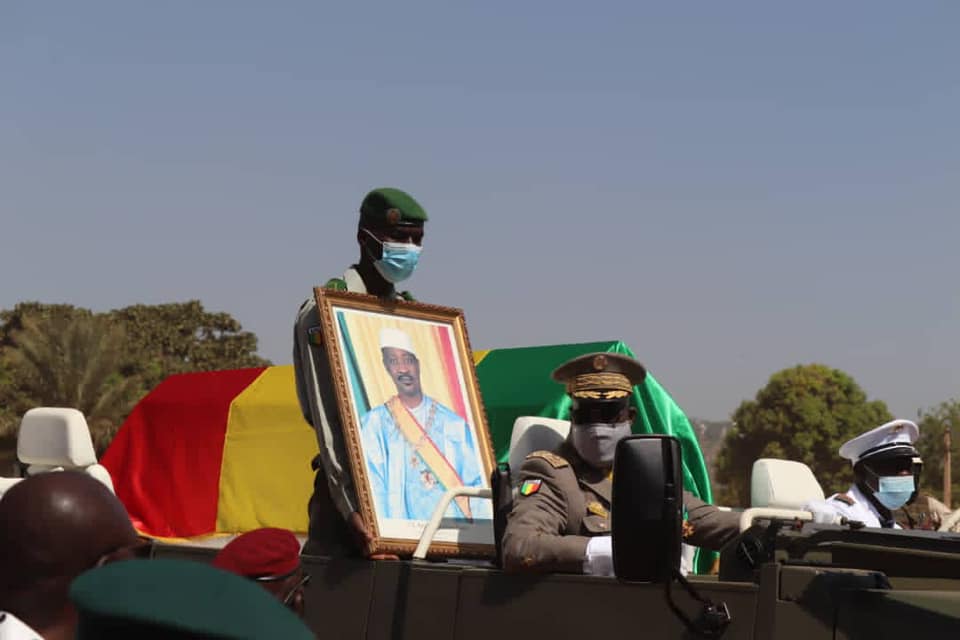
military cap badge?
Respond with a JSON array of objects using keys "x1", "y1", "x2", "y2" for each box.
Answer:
[
  {"x1": 386, "y1": 208, "x2": 401, "y2": 225},
  {"x1": 592, "y1": 355, "x2": 608, "y2": 371}
]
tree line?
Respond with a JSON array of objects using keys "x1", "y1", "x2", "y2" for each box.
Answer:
[
  {"x1": 713, "y1": 364, "x2": 958, "y2": 509},
  {"x1": 0, "y1": 301, "x2": 269, "y2": 456}
]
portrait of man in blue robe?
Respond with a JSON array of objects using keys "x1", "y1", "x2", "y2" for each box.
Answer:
[{"x1": 360, "y1": 327, "x2": 491, "y2": 522}]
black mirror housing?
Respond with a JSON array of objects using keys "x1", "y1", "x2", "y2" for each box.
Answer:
[{"x1": 612, "y1": 435, "x2": 683, "y2": 582}]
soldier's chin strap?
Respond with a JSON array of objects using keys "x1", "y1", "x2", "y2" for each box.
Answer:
[{"x1": 664, "y1": 567, "x2": 731, "y2": 639}]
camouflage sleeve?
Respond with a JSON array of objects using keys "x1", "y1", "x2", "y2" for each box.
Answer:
[
  {"x1": 501, "y1": 457, "x2": 589, "y2": 574},
  {"x1": 683, "y1": 490, "x2": 740, "y2": 551}
]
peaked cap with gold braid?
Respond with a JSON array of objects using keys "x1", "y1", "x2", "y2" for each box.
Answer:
[{"x1": 551, "y1": 352, "x2": 647, "y2": 401}]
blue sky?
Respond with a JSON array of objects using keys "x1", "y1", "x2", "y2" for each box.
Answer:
[{"x1": 2, "y1": 2, "x2": 958, "y2": 421}]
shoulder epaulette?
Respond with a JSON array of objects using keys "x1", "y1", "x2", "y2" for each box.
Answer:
[
  {"x1": 526, "y1": 450, "x2": 569, "y2": 469},
  {"x1": 831, "y1": 493, "x2": 855, "y2": 506},
  {"x1": 399, "y1": 290, "x2": 415, "y2": 302},
  {"x1": 324, "y1": 278, "x2": 348, "y2": 291}
]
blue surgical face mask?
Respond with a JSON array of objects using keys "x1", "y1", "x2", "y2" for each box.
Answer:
[
  {"x1": 875, "y1": 475, "x2": 915, "y2": 510},
  {"x1": 363, "y1": 229, "x2": 422, "y2": 283}
]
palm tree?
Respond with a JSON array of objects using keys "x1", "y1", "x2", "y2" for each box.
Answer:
[{"x1": 3, "y1": 313, "x2": 141, "y2": 452}]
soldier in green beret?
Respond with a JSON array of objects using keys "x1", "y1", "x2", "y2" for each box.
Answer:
[{"x1": 293, "y1": 188, "x2": 428, "y2": 558}]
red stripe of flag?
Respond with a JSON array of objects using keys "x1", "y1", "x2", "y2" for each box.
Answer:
[{"x1": 102, "y1": 367, "x2": 267, "y2": 538}]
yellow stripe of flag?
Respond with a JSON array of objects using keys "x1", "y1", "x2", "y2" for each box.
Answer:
[{"x1": 216, "y1": 366, "x2": 319, "y2": 534}]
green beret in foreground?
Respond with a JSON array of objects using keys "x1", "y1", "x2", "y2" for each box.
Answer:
[
  {"x1": 360, "y1": 187, "x2": 428, "y2": 225},
  {"x1": 552, "y1": 352, "x2": 647, "y2": 400},
  {"x1": 70, "y1": 558, "x2": 314, "y2": 639}
]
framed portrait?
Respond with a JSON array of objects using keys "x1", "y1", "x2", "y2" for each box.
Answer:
[{"x1": 314, "y1": 289, "x2": 497, "y2": 558}]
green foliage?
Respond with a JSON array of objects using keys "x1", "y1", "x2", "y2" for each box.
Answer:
[
  {"x1": 113, "y1": 301, "x2": 269, "y2": 394},
  {"x1": 0, "y1": 313, "x2": 141, "y2": 450},
  {"x1": 714, "y1": 364, "x2": 892, "y2": 507},
  {"x1": 0, "y1": 300, "x2": 270, "y2": 454},
  {"x1": 916, "y1": 400, "x2": 960, "y2": 508}
]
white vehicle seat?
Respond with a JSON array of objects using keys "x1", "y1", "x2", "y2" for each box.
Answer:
[
  {"x1": 14, "y1": 408, "x2": 115, "y2": 493},
  {"x1": 750, "y1": 458, "x2": 824, "y2": 508},
  {"x1": 507, "y1": 417, "x2": 571, "y2": 485},
  {"x1": 738, "y1": 458, "x2": 824, "y2": 531}
]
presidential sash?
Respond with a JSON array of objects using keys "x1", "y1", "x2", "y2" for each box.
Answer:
[{"x1": 385, "y1": 396, "x2": 473, "y2": 519}]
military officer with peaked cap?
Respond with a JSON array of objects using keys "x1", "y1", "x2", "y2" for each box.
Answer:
[
  {"x1": 804, "y1": 419, "x2": 923, "y2": 528},
  {"x1": 293, "y1": 187, "x2": 427, "y2": 557},
  {"x1": 502, "y1": 353, "x2": 740, "y2": 576}
]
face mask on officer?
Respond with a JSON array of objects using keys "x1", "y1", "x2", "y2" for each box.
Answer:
[
  {"x1": 874, "y1": 475, "x2": 915, "y2": 510},
  {"x1": 569, "y1": 400, "x2": 636, "y2": 469},
  {"x1": 362, "y1": 228, "x2": 422, "y2": 283},
  {"x1": 857, "y1": 451, "x2": 922, "y2": 512}
]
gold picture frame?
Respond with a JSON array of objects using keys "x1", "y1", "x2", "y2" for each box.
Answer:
[{"x1": 314, "y1": 288, "x2": 496, "y2": 558}]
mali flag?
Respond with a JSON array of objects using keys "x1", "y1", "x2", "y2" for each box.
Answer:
[{"x1": 101, "y1": 366, "x2": 315, "y2": 540}]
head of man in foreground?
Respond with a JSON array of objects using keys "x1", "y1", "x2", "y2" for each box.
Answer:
[{"x1": 0, "y1": 471, "x2": 149, "y2": 640}]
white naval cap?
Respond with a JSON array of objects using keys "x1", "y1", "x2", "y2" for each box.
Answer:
[
  {"x1": 838, "y1": 419, "x2": 920, "y2": 466},
  {"x1": 379, "y1": 327, "x2": 417, "y2": 358}
]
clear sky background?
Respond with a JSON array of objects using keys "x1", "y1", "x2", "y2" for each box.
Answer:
[{"x1": 2, "y1": 2, "x2": 958, "y2": 421}]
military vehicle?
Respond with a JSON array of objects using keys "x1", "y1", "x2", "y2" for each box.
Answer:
[
  {"x1": 3, "y1": 408, "x2": 957, "y2": 638},
  {"x1": 153, "y1": 435, "x2": 960, "y2": 639}
]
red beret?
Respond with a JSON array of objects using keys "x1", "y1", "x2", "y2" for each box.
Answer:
[{"x1": 212, "y1": 528, "x2": 301, "y2": 579}]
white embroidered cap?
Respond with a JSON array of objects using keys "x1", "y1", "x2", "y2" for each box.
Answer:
[
  {"x1": 838, "y1": 419, "x2": 920, "y2": 466},
  {"x1": 379, "y1": 327, "x2": 417, "y2": 358}
]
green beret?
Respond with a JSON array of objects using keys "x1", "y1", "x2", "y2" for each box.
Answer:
[
  {"x1": 552, "y1": 352, "x2": 647, "y2": 400},
  {"x1": 70, "y1": 559, "x2": 313, "y2": 639},
  {"x1": 360, "y1": 187, "x2": 428, "y2": 226}
]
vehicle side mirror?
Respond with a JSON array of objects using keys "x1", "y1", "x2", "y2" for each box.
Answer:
[{"x1": 612, "y1": 435, "x2": 682, "y2": 582}]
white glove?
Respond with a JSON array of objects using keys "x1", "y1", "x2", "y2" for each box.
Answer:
[
  {"x1": 680, "y1": 543, "x2": 695, "y2": 576},
  {"x1": 804, "y1": 501, "x2": 842, "y2": 525},
  {"x1": 583, "y1": 535, "x2": 614, "y2": 576}
]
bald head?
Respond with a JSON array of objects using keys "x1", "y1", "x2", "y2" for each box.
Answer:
[{"x1": 0, "y1": 472, "x2": 139, "y2": 633}]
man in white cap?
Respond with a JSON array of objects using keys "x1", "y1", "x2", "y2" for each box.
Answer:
[
  {"x1": 804, "y1": 419, "x2": 924, "y2": 528},
  {"x1": 359, "y1": 327, "x2": 491, "y2": 523}
]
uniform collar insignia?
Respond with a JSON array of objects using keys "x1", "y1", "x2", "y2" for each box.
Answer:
[{"x1": 587, "y1": 502, "x2": 609, "y2": 518}]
